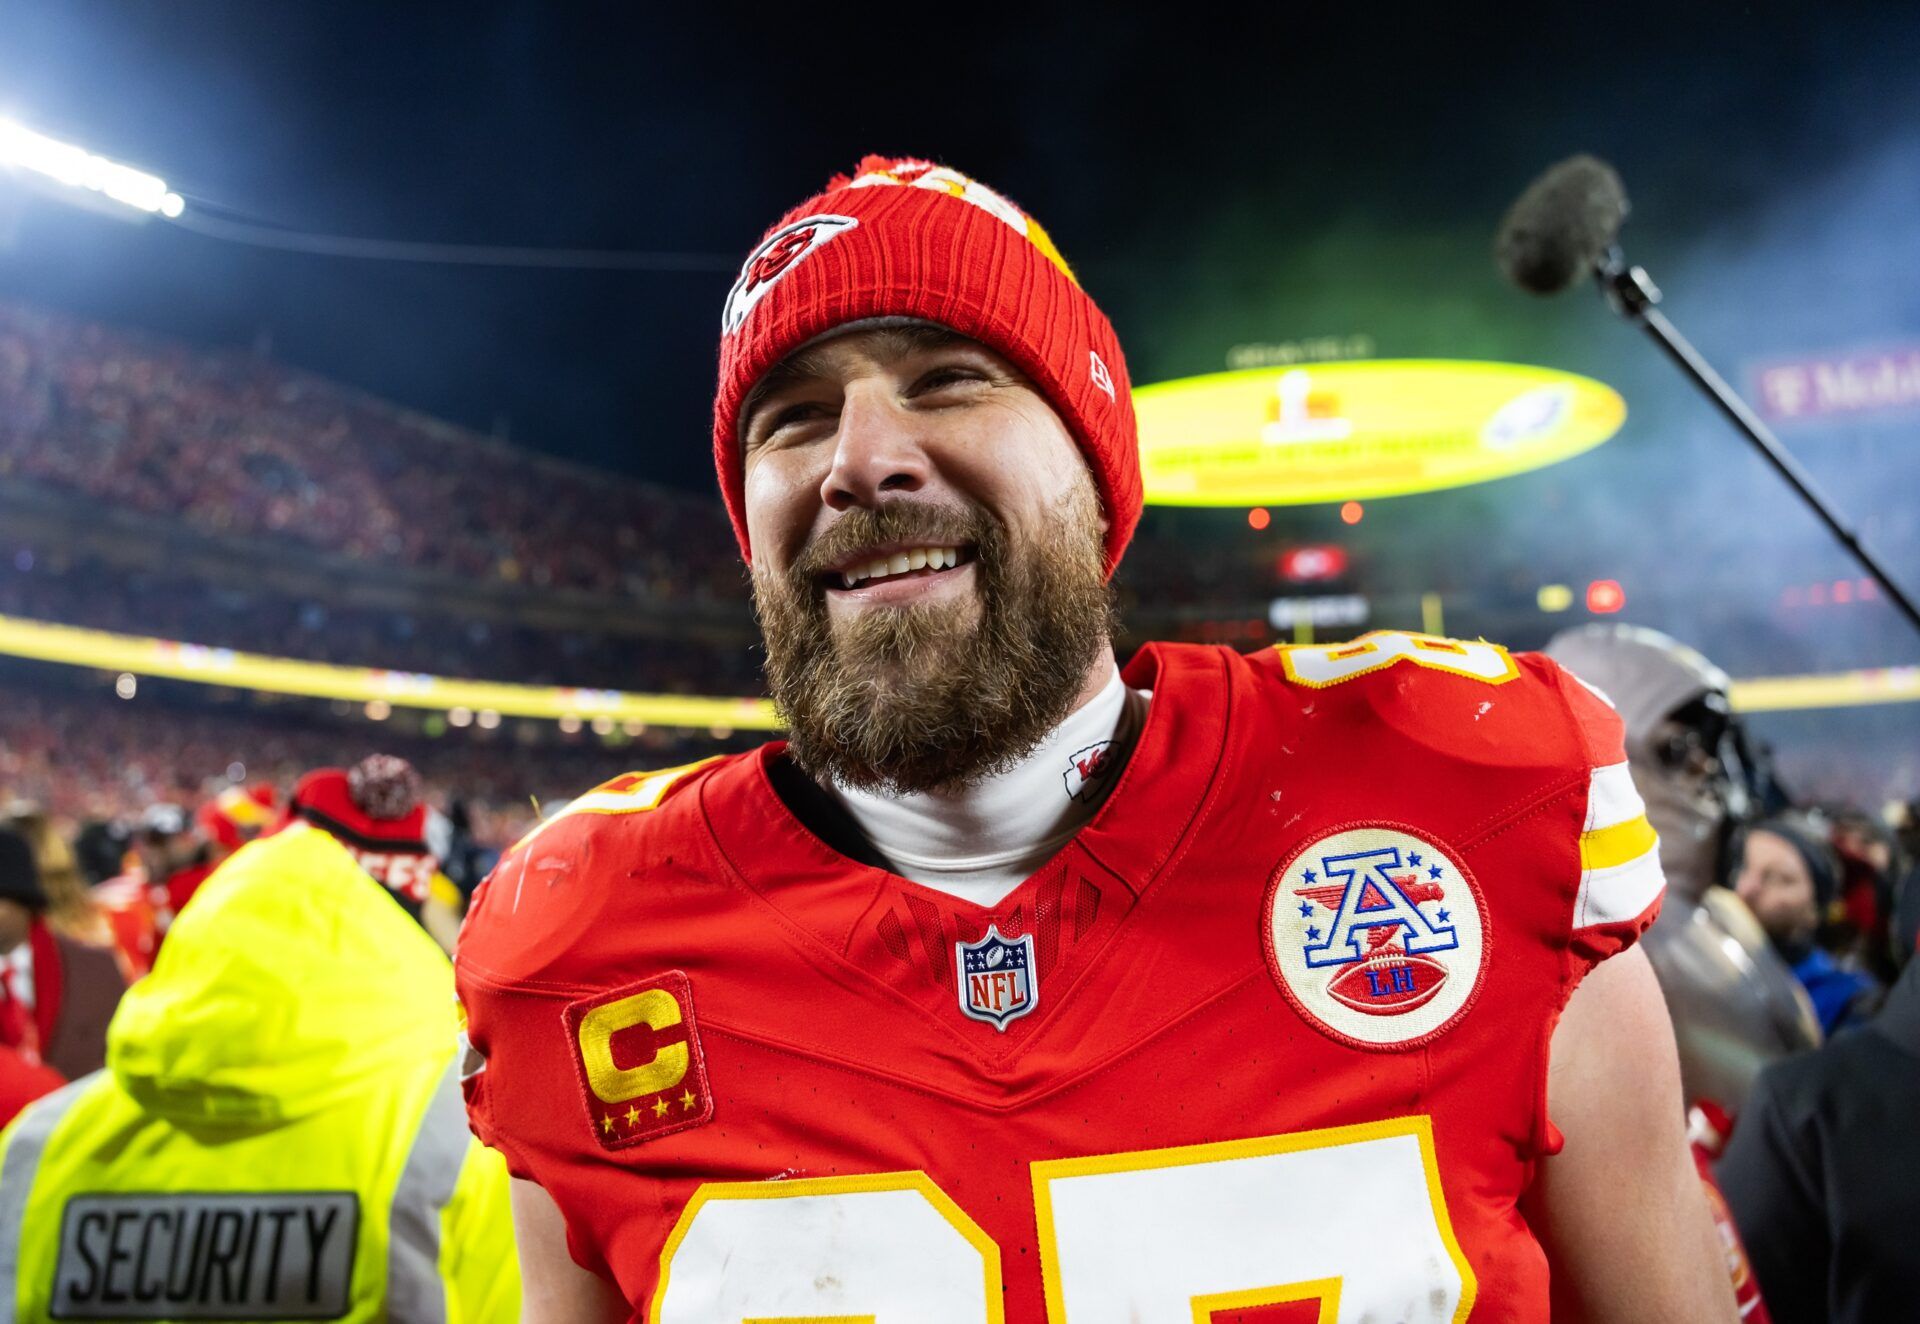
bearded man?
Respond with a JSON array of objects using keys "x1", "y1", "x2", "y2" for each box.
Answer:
[{"x1": 455, "y1": 157, "x2": 1737, "y2": 1322}]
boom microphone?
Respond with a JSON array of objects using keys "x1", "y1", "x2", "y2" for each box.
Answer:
[
  {"x1": 1493, "y1": 155, "x2": 1628, "y2": 296},
  {"x1": 1494, "y1": 155, "x2": 1920, "y2": 641}
]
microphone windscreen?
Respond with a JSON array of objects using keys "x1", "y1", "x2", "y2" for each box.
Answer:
[{"x1": 1494, "y1": 155, "x2": 1629, "y2": 295}]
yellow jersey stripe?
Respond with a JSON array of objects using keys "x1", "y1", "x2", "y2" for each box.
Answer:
[
  {"x1": 1575, "y1": 850, "x2": 1666, "y2": 930},
  {"x1": 506, "y1": 757, "x2": 719, "y2": 856},
  {"x1": 1579, "y1": 814, "x2": 1659, "y2": 873}
]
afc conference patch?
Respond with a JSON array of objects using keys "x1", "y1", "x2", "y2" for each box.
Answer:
[{"x1": 1263, "y1": 823, "x2": 1488, "y2": 1051}]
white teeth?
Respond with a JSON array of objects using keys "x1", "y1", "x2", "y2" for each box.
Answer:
[{"x1": 837, "y1": 546, "x2": 962, "y2": 586}]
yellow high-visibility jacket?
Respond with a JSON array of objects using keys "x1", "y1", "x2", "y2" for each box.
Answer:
[{"x1": 0, "y1": 822, "x2": 518, "y2": 1322}]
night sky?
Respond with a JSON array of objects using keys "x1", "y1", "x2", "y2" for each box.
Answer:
[
  {"x1": 2, "y1": 3, "x2": 1913, "y2": 487},
  {"x1": 3, "y1": 2, "x2": 1919, "y2": 689}
]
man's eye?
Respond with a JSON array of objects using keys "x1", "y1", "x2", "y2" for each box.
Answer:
[
  {"x1": 913, "y1": 367, "x2": 984, "y2": 394},
  {"x1": 765, "y1": 402, "x2": 828, "y2": 434}
]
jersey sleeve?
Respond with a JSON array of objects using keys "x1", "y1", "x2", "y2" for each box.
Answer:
[
  {"x1": 453, "y1": 865, "x2": 532, "y2": 1181},
  {"x1": 454, "y1": 758, "x2": 725, "y2": 1283},
  {"x1": 1552, "y1": 660, "x2": 1666, "y2": 972},
  {"x1": 455, "y1": 863, "x2": 623, "y2": 1283}
]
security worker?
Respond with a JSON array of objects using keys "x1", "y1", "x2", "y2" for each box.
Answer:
[{"x1": 0, "y1": 816, "x2": 519, "y2": 1322}]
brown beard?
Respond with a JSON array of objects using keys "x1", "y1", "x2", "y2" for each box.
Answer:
[{"x1": 753, "y1": 488, "x2": 1115, "y2": 795}]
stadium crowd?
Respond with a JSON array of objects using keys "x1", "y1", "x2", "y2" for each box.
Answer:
[
  {"x1": 0, "y1": 676, "x2": 736, "y2": 843},
  {"x1": 0, "y1": 300, "x2": 745, "y2": 604}
]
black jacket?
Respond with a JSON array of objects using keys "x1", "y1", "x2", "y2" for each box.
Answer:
[{"x1": 1719, "y1": 959, "x2": 1920, "y2": 1324}]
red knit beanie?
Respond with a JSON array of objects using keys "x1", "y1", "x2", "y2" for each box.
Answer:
[
  {"x1": 282, "y1": 755, "x2": 436, "y2": 906},
  {"x1": 712, "y1": 156, "x2": 1141, "y2": 577}
]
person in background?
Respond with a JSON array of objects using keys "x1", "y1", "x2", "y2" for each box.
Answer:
[
  {"x1": 1718, "y1": 927, "x2": 1920, "y2": 1324},
  {"x1": 0, "y1": 1043, "x2": 62, "y2": 1130},
  {"x1": 0, "y1": 810, "x2": 519, "y2": 1320},
  {"x1": 130, "y1": 803, "x2": 221, "y2": 934},
  {"x1": 0, "y1": 827, "x2": 126, "y2": 1081},
  {"x1": 434, "y1": 798, "x2": 495, "y2": 902},
  {"x1": 283, "y1": 754, "x2": 440, "y2": 924},
  {"x1": 1733, "y1": 814, "x2": 1881, "y2": 1037},
  {"x1": 3, "y1": 807, "x2": 156, "y2": 978},
  {"x1": 194, "y1": 783, "x2": 279, "y2": 858},
  {"x1": 1891, "y1": 809, "x2": 1920, "y2": 968},
  {"x1": 68, "y1": 821, "x2": 130, "y2": 893},
  {"x1": 1826, "y1": 806, "x2": 1902, "y2": 985},
  {"x1": 1545, "y1": 624, "x2": 1820, "y2": 1114}
]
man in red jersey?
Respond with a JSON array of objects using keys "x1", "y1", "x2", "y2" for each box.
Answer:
[{"x1": 457, "y1": 157, "x2": 1737, "y2": 1322}]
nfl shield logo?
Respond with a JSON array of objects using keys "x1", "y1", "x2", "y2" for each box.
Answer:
[{"x1": 956, "y1": 925, "x2": 1039, "y2": 1031}]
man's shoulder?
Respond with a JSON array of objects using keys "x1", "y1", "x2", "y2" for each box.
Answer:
[
  {"x1": 454, "y1": 751, "x2": 750, "y2": 990},
  {"x1": 1223, "y1": 631, "x2": 1616, "y2": 775},
  {"x1": 508, "y1": 754, "x2": 735, "y2": 857}
]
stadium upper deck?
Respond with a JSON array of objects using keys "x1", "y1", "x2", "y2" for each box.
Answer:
[{"x1": 0, "y1": 299, "x2": 745, "y2": 604}]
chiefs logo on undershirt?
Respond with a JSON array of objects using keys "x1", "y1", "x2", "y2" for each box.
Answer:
[
  {"x1": 565, "y1": 971, "x2": 714, "y2": 1150},
  {"x1": 1062, "y1": 740, "x2": 1115, "y2": 803}
]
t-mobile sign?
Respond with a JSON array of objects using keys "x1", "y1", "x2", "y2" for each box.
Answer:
[{"x1": 1753, "y1": 345, "x2": 1920, "y2": 421}]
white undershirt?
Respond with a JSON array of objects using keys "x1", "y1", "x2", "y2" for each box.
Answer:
[{"x1": 829, "y1": 667, "x2": 1151, "y2": 907}]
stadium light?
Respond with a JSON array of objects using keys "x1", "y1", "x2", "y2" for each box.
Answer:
[
  {"x1": 0, "y1": 117, "x2": 184, "y2": 218},
  {"x1": 1586, "y1": 579, "x2": 1627, "y2": 614}
]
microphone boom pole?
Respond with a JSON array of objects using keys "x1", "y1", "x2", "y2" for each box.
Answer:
[
  {"x1": 1593, "y1": 249, "x2": 1920, "y2": 639},
  {"x1": 1495, "y1": 154, "x2": 1920, "y2": 643}
]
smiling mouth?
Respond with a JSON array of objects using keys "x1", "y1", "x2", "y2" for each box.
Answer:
[{"x1": 823, "y1": 544, "x2": 973, "y2": 591}]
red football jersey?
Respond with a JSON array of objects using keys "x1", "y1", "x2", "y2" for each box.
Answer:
[{"x1": 457, "y1": 634, "x2": 1665, "y2": 1323}]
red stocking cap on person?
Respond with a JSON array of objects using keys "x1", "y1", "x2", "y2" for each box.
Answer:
[
  {"x1": 284, "y1": 755, "x2": 437, "y2": 914},
  {"x1": 711, "y1": 155, "x2": 1143, "y2": 577},
  {"x1": 195, "y1": 784, "x2": 280, "y2": 853}
]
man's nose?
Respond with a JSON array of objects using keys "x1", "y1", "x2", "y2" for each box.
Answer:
[{"x1": 820, "y1": 387, "x2": 930, "y2": 512}]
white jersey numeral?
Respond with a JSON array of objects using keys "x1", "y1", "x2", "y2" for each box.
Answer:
[
  {"x1": 652, "y1": 1117, "x2": 1472, "y2": 1323},
  {"x1": 1033, "y1": 1117, "x2": 1469, "y2": 1322},
  {"x1": 653, "y1": 1174, "x2": 1003, "y2": 1324}
]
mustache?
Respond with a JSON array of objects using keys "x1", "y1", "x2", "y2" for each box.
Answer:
[{"x1": 789, "y1": 502, "x2": 990, "y2": 583}]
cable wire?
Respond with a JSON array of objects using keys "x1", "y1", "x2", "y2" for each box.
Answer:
[{"x1": 167, "y1": 206, "x2": 739, "y2": 272}]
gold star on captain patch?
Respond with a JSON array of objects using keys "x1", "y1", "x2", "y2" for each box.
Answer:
[
  {"x1": 623, "y1": 1104, "x2": 640, "y2": 1127},
  {"x1": 680, "y1": 1090, "x2": 697, "y2": 1111},
  {"x1": 652, "y1": 1097, "x2": 670, "y2": 1118},
  {"x1": 600, "y1": 1114, "x2": 614, "y2": 1135}
]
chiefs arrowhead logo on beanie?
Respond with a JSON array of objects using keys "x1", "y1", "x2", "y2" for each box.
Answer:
[{"x1": 713, "y1": 156, "x2": 1142, "y2": 577}]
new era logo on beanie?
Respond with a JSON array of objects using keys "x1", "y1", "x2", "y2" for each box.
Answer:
[{"x1": 712, "y1": 155, "x2": 1142, "y2": 577}]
